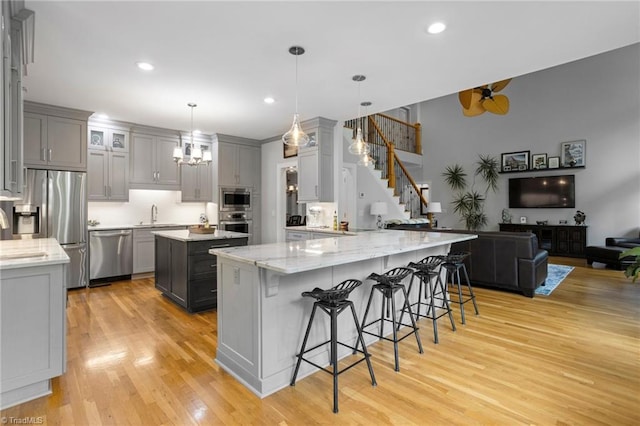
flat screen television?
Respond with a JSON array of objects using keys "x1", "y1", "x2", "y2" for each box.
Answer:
[{"x1": 508, "y1": 175, "x2": 575, "y2": 208}]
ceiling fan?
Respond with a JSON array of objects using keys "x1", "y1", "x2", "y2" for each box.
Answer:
[{"x1": 458, "y1": 79, "x2": 511, "y2": 116}]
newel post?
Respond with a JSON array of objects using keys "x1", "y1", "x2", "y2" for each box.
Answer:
[
  {"x1": 388, "y1": 144, "x2": 395, "y2": 191},
  {"x1": 414, "y1": 123, "x2": 422, "y2": 155}
]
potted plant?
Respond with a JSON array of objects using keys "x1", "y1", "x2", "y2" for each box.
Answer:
[
  {"x1": 442, "y1": 154, "x2": 499, "y2": 231},
  {"x1": 620, "y1": 248, "x2": 640, "y2": 282}
]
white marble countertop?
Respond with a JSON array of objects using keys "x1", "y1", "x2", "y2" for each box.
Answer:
[
  {"x1": 152, "y1": 229, "x2": 249, "y2": 242},
  {"x1": 0, "y1": 238, "x2": 70, "y2": 270},
  {"x1": 284, "y1": 226, "x2": 364, "y2": 236},
  {"x1": 88, "y1": 223, "x2": 196, "y2": 231},
  {"x1": 211, "y1": 230, "x2": 477, "y2": 274}
]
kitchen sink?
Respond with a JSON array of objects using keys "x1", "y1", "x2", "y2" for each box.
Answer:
[{"x1": 0, "y1": 251, "x2": 48, "y2": 261}]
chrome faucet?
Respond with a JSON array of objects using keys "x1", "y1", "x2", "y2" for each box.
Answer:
[{"x1": 151, "y1": 204, "x2": 158, "y2": 224}]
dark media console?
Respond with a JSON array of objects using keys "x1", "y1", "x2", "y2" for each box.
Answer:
[{"x1": 499, "y1": 223, "x2": 587, "y2": 258}]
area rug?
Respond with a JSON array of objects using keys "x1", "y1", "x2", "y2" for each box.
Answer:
[{"x1": 535, "y1": 264, "x2": 575, "y2": 296}]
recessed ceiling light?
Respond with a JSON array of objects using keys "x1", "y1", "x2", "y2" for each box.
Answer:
[
  {"x1": 95, "y1": 113, "x2": 109, "y2": 119},
  {"x1": 136, "y1": 61, "x2": 154, "y2": 71},
  {"x1": 264, "y1": 97, "x2": 275, "y2": 104},
  {"x1": 427, "y1": 22, "x2": 446, "y2": 34},
  {"x1": 193, "y1": 129, "x2": 202, "y2": 135}
]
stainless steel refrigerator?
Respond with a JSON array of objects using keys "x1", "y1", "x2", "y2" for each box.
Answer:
[{"x1": 13, "y1": 169, "x2": 88, "y2": 288}]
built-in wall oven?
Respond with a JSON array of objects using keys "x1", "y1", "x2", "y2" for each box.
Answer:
[
  {"x1": 220, "y1": 187, "x2": 251, "y2": 211},
  {"x1": 219, "y1": 210, "x2": 253, "y2": 244}
]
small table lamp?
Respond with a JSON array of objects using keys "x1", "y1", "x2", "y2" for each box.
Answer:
[
  {"x1": 370, "y1": 201, "x2": 388, "y2": 229},
  {"x1": 426, "y1": 202, "x2": 441, "y2": 229}
]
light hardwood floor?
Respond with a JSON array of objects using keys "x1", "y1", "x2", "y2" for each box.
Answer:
[{"x1": 2, "y1": 257, "x2": 639, "y2": 425}]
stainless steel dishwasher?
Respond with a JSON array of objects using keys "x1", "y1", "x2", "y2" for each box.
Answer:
[{"x1": 89, "y1": 229, "x2": 133, "y2": 285}]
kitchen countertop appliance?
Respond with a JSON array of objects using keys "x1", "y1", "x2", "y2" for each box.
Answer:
[
  {"x1": 218, "y1": 210, "x2": 253, "y2": 245},
  {"x1": 13, "y1": 169, "x2": 88, "y2": 288}
]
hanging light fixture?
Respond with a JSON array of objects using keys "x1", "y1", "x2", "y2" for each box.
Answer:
[
  {"x1": 174, "y1": 103, "x2": 211, "y2": 167},
  {"x1": 348, "y1": 75, "x2": 370, "y2": 156},
  {"x1": 282, "y1": 46, "x2": 310, "y2": 147}
]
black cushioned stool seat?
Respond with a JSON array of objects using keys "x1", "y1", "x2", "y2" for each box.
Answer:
[
  {"x1": 290, "y1": 279, "x2": 376, "y2": 413},
  {"x1": 356, "y1": 267, "x2": 423, "y2": 372},
  {"x1": 401, "y1": 255, "x2": 456, "y2": 343},
  {"x1": 440, "y1": 252, "x2": 479, "y2": 324}
]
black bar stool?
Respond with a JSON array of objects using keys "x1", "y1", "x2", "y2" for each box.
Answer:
[
  {"x1": 401, "y1": 255, "x2": 456, "y2": 343},
  {"x1": 357, "y1": 267, "x2": 423, "y2": 371},
  {"x1": 440, "y1": 252, "x2": 479, "y2": 324},
  {"x1": 290, "y1": 279, "x2": 376, "y2": 413}
]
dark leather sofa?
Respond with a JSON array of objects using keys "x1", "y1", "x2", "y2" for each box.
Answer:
[
  {"x1": 585, "y1": 232, "x2": 640, "y2": 269},
  {"x1": 388, "y1": 226, "x2": 548, "y2": 297}
]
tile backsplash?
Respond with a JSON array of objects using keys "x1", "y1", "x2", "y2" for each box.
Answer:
[{"x1": 88, "y1": 190, "x2": 217, "y2": 226}]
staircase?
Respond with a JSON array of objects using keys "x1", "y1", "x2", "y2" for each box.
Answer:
[{"x1": 345, "y1": 113, "x2": 427, "y2": 220}]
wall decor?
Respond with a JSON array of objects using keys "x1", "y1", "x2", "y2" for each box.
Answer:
[
  {"x1": 548, "y1": 156, "x2": 560, "y2": 169},
  {"x1": 501, "y1": 150, "x2": 530, "y2": 172},
  {"x1": 531, "y1": 153, "x2": 547, "y2": 169},
  {"x1": 561, "y1": 140, "x2": 586, "y2": 167},
  {"x1": 283, "y1": 142, "x2": 298, "y2": 158}
]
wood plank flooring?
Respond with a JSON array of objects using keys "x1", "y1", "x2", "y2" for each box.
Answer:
[{"x1": 2, "y1": 257, "x2": 639, "y2": 425}]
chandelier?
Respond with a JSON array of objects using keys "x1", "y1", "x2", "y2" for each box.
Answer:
[{"x1": 173, "y1": 103, "x2": 212, "y2": 166}]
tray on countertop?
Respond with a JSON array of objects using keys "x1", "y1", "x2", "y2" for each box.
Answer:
[{"x1": 189, "y1": 225, "x2": 217, "y2": 234}]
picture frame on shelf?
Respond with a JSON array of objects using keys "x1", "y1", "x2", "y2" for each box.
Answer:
[
  {"x1": 531, "y1": 153, "x2": 547, "y2": 169},
  {"x1": 501, "y1": 150, "x2": 530, "y2": 172},
  {"x1": 561, "y1": 139, "x2": 586, "y2": 167},
  {"x1": 548, "y1": 156, "x2": 560, "y2": 169},
  {"x1": 283, "y1": 142, "x2": 298, "y2": 158}
]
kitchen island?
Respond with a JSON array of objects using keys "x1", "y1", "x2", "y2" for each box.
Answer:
[
  {"x1": 152, "y1": 229, "x2": 248, "y2": 312},
  {"x1": 0, "y1": 238, "x2": 69, "y2": 409},
  {"x1": 210, "y1": 229, "x2": 476, "y2": 397}
]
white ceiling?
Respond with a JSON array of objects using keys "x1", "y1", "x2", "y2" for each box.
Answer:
[{"x1": 23, "y1": 1, "x2": 640, "y2": 141}]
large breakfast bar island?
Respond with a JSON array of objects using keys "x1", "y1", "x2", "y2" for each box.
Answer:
[{"x1": 210, "y1": 229, "x2": 476, "y2": 397}]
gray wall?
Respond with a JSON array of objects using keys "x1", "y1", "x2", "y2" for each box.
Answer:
[{"x1": 419, "y1": 43, "x2": 640, "y2": 245}]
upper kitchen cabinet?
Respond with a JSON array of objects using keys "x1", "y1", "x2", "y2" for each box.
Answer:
[
  {"x1": 130, "y1": 126, "x2": 180, "y2": 190},
  {"x1": 181, "y1": 136, "x2": 213, "y2": 202},
  {"x1": 297, "y1": 117, "x2": 336, "y2": 202},
  {"x1": 217, "y1": 134, "x2": 261, "y2": 189},
  {"x1": 1, "y1": 3, "x2": 34, "y2": 199},
  {"x1": 88, "y1": 124, "x2": 129, "y2": 152},
  {"x1": 23, "y1": 102, "x2": 92, "y2": 172}
]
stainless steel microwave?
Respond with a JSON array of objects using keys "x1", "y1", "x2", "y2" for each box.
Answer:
[{"x1": 220, "y1": 187, "x2": 252, "y2": 211}]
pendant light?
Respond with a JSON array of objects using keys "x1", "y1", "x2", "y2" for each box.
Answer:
[
  {"x1": 357, "y1": 101, "x2": 375, "y2": 166},
  {"x1": 174, "y1": 103, "x2": 211, "y2": 166},
  {"x1": 348, "y1": 75, "x2": 370, "y2": 156},
  {"x1": 282, "y1": 46, "x2": 310, "y2": 147}
]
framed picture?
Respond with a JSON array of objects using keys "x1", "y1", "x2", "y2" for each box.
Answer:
[
  {"x1": 531, "y1": 153, "x2": 547, "y2": 169},
  {"x1": 419, "y1": 186, "x2": 429, "y2": 216},
  {"x1": 501, "y1": 150, "x2": 530, "y2": 172},
  {"x1": 548, "y1": 156, "x2": 560, "y2": 169},
  {"x1": 283, "y1": 142, "x2": 298, "y2": 158},
  {"x1": 561, "y1": 140, "x2": 586, "y2": 167}
]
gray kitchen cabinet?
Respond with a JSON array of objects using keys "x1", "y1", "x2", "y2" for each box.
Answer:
[
  {"x1": 180, "y1": 139, "x2": 213, "y2": 202},
  {"x1": 88, "y1": 123, "x2": 130, "y2": 201},
  {"x1": 88, "y1": 124, "x2": 129, "y2": 152},
  {"x1": 297, "y1": 117, "x2": 336, "y2": 202},
  {"x1": 181, "y1": 162, "x2": 213, "y2": 202},
  {"x1": 87, "y1": 150, "x2": 129, "y2": 201},
  {"x1": 23, "y1": 102, "x2": 91, "y2": 172},
  {"x1": 133, "y1": 226, "x2": 186, "y2": 274},
  {"x1": 217, "y1": 139, "x2": 260, "y2": 188},
  {"x1": 130, "y1": 132, "x2": 180, "y2": 189},
  {"x1": 154, "y1": 235, "x2": 248, "y2": 312}
]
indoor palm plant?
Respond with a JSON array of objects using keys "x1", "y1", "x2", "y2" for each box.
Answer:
[
  {"x1": 620, "y1": 248, "x2": 640, "y2": 282},
  {"x1": 442, "y1": 154, "x2": 500, "y2": 231}
]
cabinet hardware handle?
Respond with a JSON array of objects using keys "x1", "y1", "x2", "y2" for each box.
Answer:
[
  {"x1": 48, "y1": 149, "x2": 52, "y2": 161},
  {"x1": 104, "y1": 185, "x2": 107, "y2": 196},
  {"x1": 156, "y1": 171, "x2": 160, "y2": 181},
  {"x1": 41, "y1": 147, "x2": 46, "y2": 161},
  {"x1": 22, "y1": 167, "x2": 27, "y2": 189}
]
